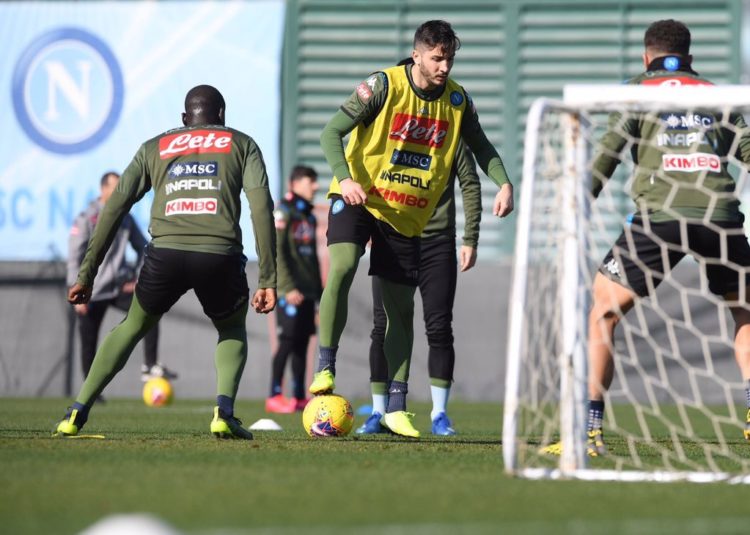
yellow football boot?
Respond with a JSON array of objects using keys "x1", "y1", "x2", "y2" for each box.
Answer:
[
  {"x1": 309, "y1": 369, "x2": 335, "y2": 395},
  {"x1": 382, "y1": 411, "x2": 420, "y2": 438}
]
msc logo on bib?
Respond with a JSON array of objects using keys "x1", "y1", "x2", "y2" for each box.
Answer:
[{"x1": 12, "y1": 27, "x2": 124, "y2": 154}]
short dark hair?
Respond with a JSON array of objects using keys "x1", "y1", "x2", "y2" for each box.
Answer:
[
  {"x1": 100, "y1": 171, "x2": 119, "y2": 187},
  {"x1": 413, "y1": 20, "x2": 461, "y2": 56},
  {"x1": 289, "y1": 165, "x2": 317, "y2": 183},
  {"x1": 644, "y1": 19, "x2": 691, "y2": 56},
  {"x1": 184, "y1": 85, "x2": 225, "y2": 117}
]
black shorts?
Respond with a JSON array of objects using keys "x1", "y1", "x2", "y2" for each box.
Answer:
[
  {"x1": 600, "y1": 215, "x2": 750, "y2": 298},
  {"x1": 136, "y1": 244, "x2": 249, "y2": 320},
  {"x1": 326, "y1": 195, "x2": 420, "y2": 286},
  {"x1": 276, "y1": 298, "x2": 316, "y2": 340}
]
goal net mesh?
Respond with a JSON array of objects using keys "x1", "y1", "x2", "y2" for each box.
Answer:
[{"x1": 504, "y1": 89, "x2": 750, "y2": 483}]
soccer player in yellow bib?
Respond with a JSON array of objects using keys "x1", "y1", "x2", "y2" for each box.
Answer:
[{"x1": 310, "y1": 20, "x2": 514, "y2": 437}]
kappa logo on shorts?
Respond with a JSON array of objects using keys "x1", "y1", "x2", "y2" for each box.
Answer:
[
  {"x1": 605, "y1": 258, "x2": 621, "y2": 277},
  {"x1": 331, "y1": 199, "x2": 345, "y2": 215}
]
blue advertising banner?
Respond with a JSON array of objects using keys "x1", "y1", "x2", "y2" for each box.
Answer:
[{"x1": 0, "y1": 0, "x2": 284, "y2": 260}]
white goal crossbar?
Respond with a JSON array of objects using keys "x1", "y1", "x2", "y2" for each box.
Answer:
[{"x1": 564, "y1": 84, "x2": 750, "y2": 110}]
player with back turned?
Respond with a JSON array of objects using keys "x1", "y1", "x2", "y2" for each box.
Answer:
[
  {"x1": 55, "y1": 85, "x2": 277, "y2": 440},
  {"x1": 310, "y1": 20, "x2": 514, "y2": 438},
  {"x1": 543, "y1": 20, "x2": 750, "y2": 456}
]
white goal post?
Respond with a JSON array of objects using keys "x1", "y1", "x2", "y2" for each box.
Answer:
[{"x1": 503, "y1": 85, "x2": 750, "y2": 484}]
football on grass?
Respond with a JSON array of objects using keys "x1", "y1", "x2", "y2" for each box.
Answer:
[
  {"x1": 302, "y1": 394, "x2": 354, "y2": 437},
  {"x1": 142, "y1": 377, "x2": 173, "y2": 407}
]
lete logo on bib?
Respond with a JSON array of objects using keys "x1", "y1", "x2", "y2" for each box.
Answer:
[{"x1": 388, "y1": 113, "x2": 449, "y2": 148}]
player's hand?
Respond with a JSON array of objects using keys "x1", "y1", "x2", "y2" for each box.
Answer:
[
  {"x1": 251, "y1": 288, "x2": 277, "y2": 314},
  {"x1": 73, "y1": 303, "x2": 89, "y2": 315},
  {"x1": 493, "y1": 183, "x2": 514, "y2": 217},
  {"x1": 339, "y1": 178, "x2": 367, "y2": 205},
  {"x1": 285, "y1": 289, "x2": 305, "y2": 306},
  {"x1": 121, "y1": 281, "x2": 136, "y2": 294},
  {"x1": 68, "y1": 283, "x2": 92, "y2": 305},
  {"x1": 459, "y1": 245, "x2": 477, "y2": 272}
]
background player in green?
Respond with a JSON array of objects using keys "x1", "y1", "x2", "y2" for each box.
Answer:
[
  {"x1": 544, "y1": 20, "x2": 750, "y2": 456},
  {"x1": 359, "y1": 140, "x2": 481, "y2": 435},
  {"x1": 311, "y1": 20, "x2": 514, "y2": 438},
  {"x1": 265, "y1": 165, "x2": 323, "y2": 414},
  {"x1": 55, "y1": 85, "x2": 277, "y2": 440}
]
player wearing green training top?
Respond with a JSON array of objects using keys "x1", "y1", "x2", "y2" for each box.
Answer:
[
  {"x1": 543, "y1": 19, "x2": 750, "y2": 456},
  {"x1": 55, "y1": 85, "x2": 277, "y2": 440},
  {"x1": 310, "y1": 20, "x2": 514, "y2": 438}
]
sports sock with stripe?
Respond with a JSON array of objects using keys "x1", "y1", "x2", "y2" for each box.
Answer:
[{"x1": 588, "y1": 399, "x2": 605, "y2": 431}]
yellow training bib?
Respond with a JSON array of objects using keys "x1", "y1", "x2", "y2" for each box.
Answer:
[{"x1": 332, "y1": 65, "x2": 466, "y2": 237}]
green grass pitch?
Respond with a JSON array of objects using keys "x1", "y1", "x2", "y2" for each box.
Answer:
[{"x1": 2, "y1": 398, "x2": 750, "y2": 534}]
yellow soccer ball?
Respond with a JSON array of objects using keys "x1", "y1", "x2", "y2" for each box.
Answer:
[
  {"x1": 302, "y1": 394, "x2": 354, "y2": 437},
  {"x1": 142, "y1": 377, "x2": 173, "y2": 407}
]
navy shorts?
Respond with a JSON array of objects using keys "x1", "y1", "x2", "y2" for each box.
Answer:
[
  {"x1": 326, "y1": 195, "x2": 420, "y2": 286},
  {"x1": 136, "y1": 244, "x2": 249, "y2": 320},
  {"x1": 600, "y1": 215, "x2": 750, "y2": 298}
]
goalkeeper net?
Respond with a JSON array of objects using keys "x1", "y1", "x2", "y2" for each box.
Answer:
[{"x1": 503, "y1": 85, "x2": 750, "y2": 484}]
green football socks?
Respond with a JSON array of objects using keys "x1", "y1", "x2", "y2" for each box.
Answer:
[
  {"x1": 318, "y1": 242, "x2": 363, "y2": 347},
  {"x1": 77, "y1": 295, "x2": 161, "y2": 406},
  {"x1": 212, "y1": 303, "x2": 249, "y2": 400}
]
